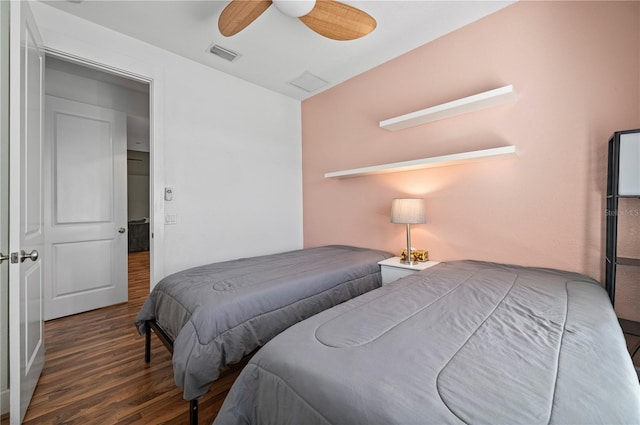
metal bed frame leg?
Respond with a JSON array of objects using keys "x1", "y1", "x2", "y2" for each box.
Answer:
[
  {"x1": 145, "y1": 319, "x2": 197, "y2": 424},
  {"x1": 144, "y1": 320, "x2": 151, "y2": 363},
  {"x1": 190, "y1": 399, "x2": 198, "y2": 425}
]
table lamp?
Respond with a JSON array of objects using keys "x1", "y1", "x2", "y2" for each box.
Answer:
[{"x1": 391, "y1": 198, "x2": 426, "y2": 265}]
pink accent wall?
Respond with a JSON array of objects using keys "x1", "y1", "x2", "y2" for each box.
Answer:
[{"x1": 302, "y1": 1, "x2": 640, "y2": 320}]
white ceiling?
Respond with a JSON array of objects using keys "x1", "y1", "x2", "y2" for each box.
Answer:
[{"x1": 43, "y1": 0, "x2": 514, "y2": 101}]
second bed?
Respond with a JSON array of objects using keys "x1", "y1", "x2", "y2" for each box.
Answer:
[{"x1": 134, "y1": 245, "x2": 392, "y2": 423}]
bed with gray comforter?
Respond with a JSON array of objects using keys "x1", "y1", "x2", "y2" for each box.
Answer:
[
  {"x1": 134, "y1": 245, "x2": 392, "y2": 401},
  {"x1": 214, "y1": 260, "x2": 640, "y2": 425}
]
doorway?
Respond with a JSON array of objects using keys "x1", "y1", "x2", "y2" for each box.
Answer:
[{"x1": 43, "y1": 55, "x2": 151, "y2": 320}]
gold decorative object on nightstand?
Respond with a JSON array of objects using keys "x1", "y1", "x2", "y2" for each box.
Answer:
[{"x1": 400, "y1": 249, "x2": 429, "y2": 262}]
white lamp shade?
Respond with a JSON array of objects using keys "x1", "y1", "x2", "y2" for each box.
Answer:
[
  {"x1": 391, "y1": 198, "x2": 426, "y2": 224},
  {"x1": 273, "y1": 0, "x2": 316, "y2": 17}
]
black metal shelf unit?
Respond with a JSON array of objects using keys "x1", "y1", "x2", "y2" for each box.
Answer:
[{"x1": 605, "y1": 129, "x2": 640, "y2": 305}]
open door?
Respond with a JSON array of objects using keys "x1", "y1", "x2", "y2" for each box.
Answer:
[
  {"x1": 8, "y1": 1, "x2": 45, "y2": 423},
  {"x1": 0, "y1": 0, "x2": 9, "y2": 417}
]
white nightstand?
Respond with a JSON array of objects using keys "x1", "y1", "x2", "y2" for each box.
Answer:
[{"x1": 378, "y1": 257, "x2": 440, "y2": 285}]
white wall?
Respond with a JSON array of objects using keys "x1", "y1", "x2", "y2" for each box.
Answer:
[
  {"x1": 128, "y1": 150, "x2": 150, "y2": 221},
  {"x1": 128, "y1": 175, "x2": 150, "y2": 220},
  {"x1": 160, "y1": 62, "x2": 302, "y2": 273},
  {"x1": 31, "y1": 2, "x2": 303, "y2": 281}
]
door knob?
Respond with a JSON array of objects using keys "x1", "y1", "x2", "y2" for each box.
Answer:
[
  {"x1": 118, "y1": 227, "x2": 126, "y2": 234},
  {"x1": 0, "y1": 252, "x2": 9, "y2": 264},
  {"x1": 19, "y1": 249, "x2": 39, "y2": 263}
]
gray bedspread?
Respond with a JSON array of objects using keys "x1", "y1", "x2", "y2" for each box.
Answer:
[
  {"x1": 134, "y1": 245, "x2": 392, "y2": 400},
  {"x1": 214, "y1": 260, "x2": 640, "y2": 425}
]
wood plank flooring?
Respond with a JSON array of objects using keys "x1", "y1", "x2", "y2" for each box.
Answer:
[{"x1": 6, "y1": 251, "x2": 241, "y2": 425}]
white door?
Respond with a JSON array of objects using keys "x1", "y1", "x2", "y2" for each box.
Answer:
[
  {"x1": 8, "y1": 1, "x2": 45, "y2": 423},
  {"x1": 44, "y1": 95, "x2": 128, "y2": 320},
  {"x1": 0, "y1": 0, "x2": 10, "y2": 416}
]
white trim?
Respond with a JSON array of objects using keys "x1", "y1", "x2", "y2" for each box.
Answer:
[
  {"x1": 44, "y1": 48, "x2": 151, "y2": 84},
  {"x1": 324, "y1": 146, "x2": 516, "y2": 178}
]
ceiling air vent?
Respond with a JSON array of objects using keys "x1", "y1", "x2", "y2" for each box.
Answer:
[
  {"x1": 289, "y1": 71, "x2": 329, "y2": 93},
  {"x1": 208, "y1": 44, "x2": 240, "y2": 62}
]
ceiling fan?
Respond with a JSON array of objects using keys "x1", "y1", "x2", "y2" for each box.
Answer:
[{"x1": 218, "y1": 0, "x2": 377, "y2": 41}]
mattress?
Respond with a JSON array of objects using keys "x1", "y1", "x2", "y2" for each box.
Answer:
[
  {"x1": 215, "y1": 260, "x2": 640, "y2": 425},
  {"x1": 134, "y1": 245, "x2": 392, "y2": 400}
]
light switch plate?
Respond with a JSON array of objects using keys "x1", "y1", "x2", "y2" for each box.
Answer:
[{"x1": 164, "y1": 214, "x2": 177, "y2": 225}]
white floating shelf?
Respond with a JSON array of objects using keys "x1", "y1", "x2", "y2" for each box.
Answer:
[
  {"x1": 380, "y1": 85, "x2": 517, "y2": 131},
  {"x1": 324, "y1": 146, "x2": 516, "y2": 179}
]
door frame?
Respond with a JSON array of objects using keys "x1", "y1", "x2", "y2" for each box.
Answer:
[{"x1": 42, "y1": 47, "x2": 163, "y2": 289}]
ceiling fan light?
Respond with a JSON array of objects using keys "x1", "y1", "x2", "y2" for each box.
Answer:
[{"x1": 273, "y1": 0, "x2": 316, "y2": 18}]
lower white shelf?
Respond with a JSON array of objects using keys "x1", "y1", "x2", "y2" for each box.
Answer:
[{"x1": 324, "y1": 145, "x2": 516, "y2": 179}]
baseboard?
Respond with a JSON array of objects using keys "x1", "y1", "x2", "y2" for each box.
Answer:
[{"x1": 1, "y1": 388, "x2": 8, "y2": 415}]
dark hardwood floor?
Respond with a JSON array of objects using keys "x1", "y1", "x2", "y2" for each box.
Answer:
[{"x1": 12, "y1": 251, "x2": 241, "y2": 425}]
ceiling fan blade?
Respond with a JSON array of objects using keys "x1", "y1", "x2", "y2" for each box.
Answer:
[
  {"x1": 219, "y1": 0, "x2": 273, "y2": 37},
  {"x1": 299, "y1": 0, "x2": 376, "y2": 41}
]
